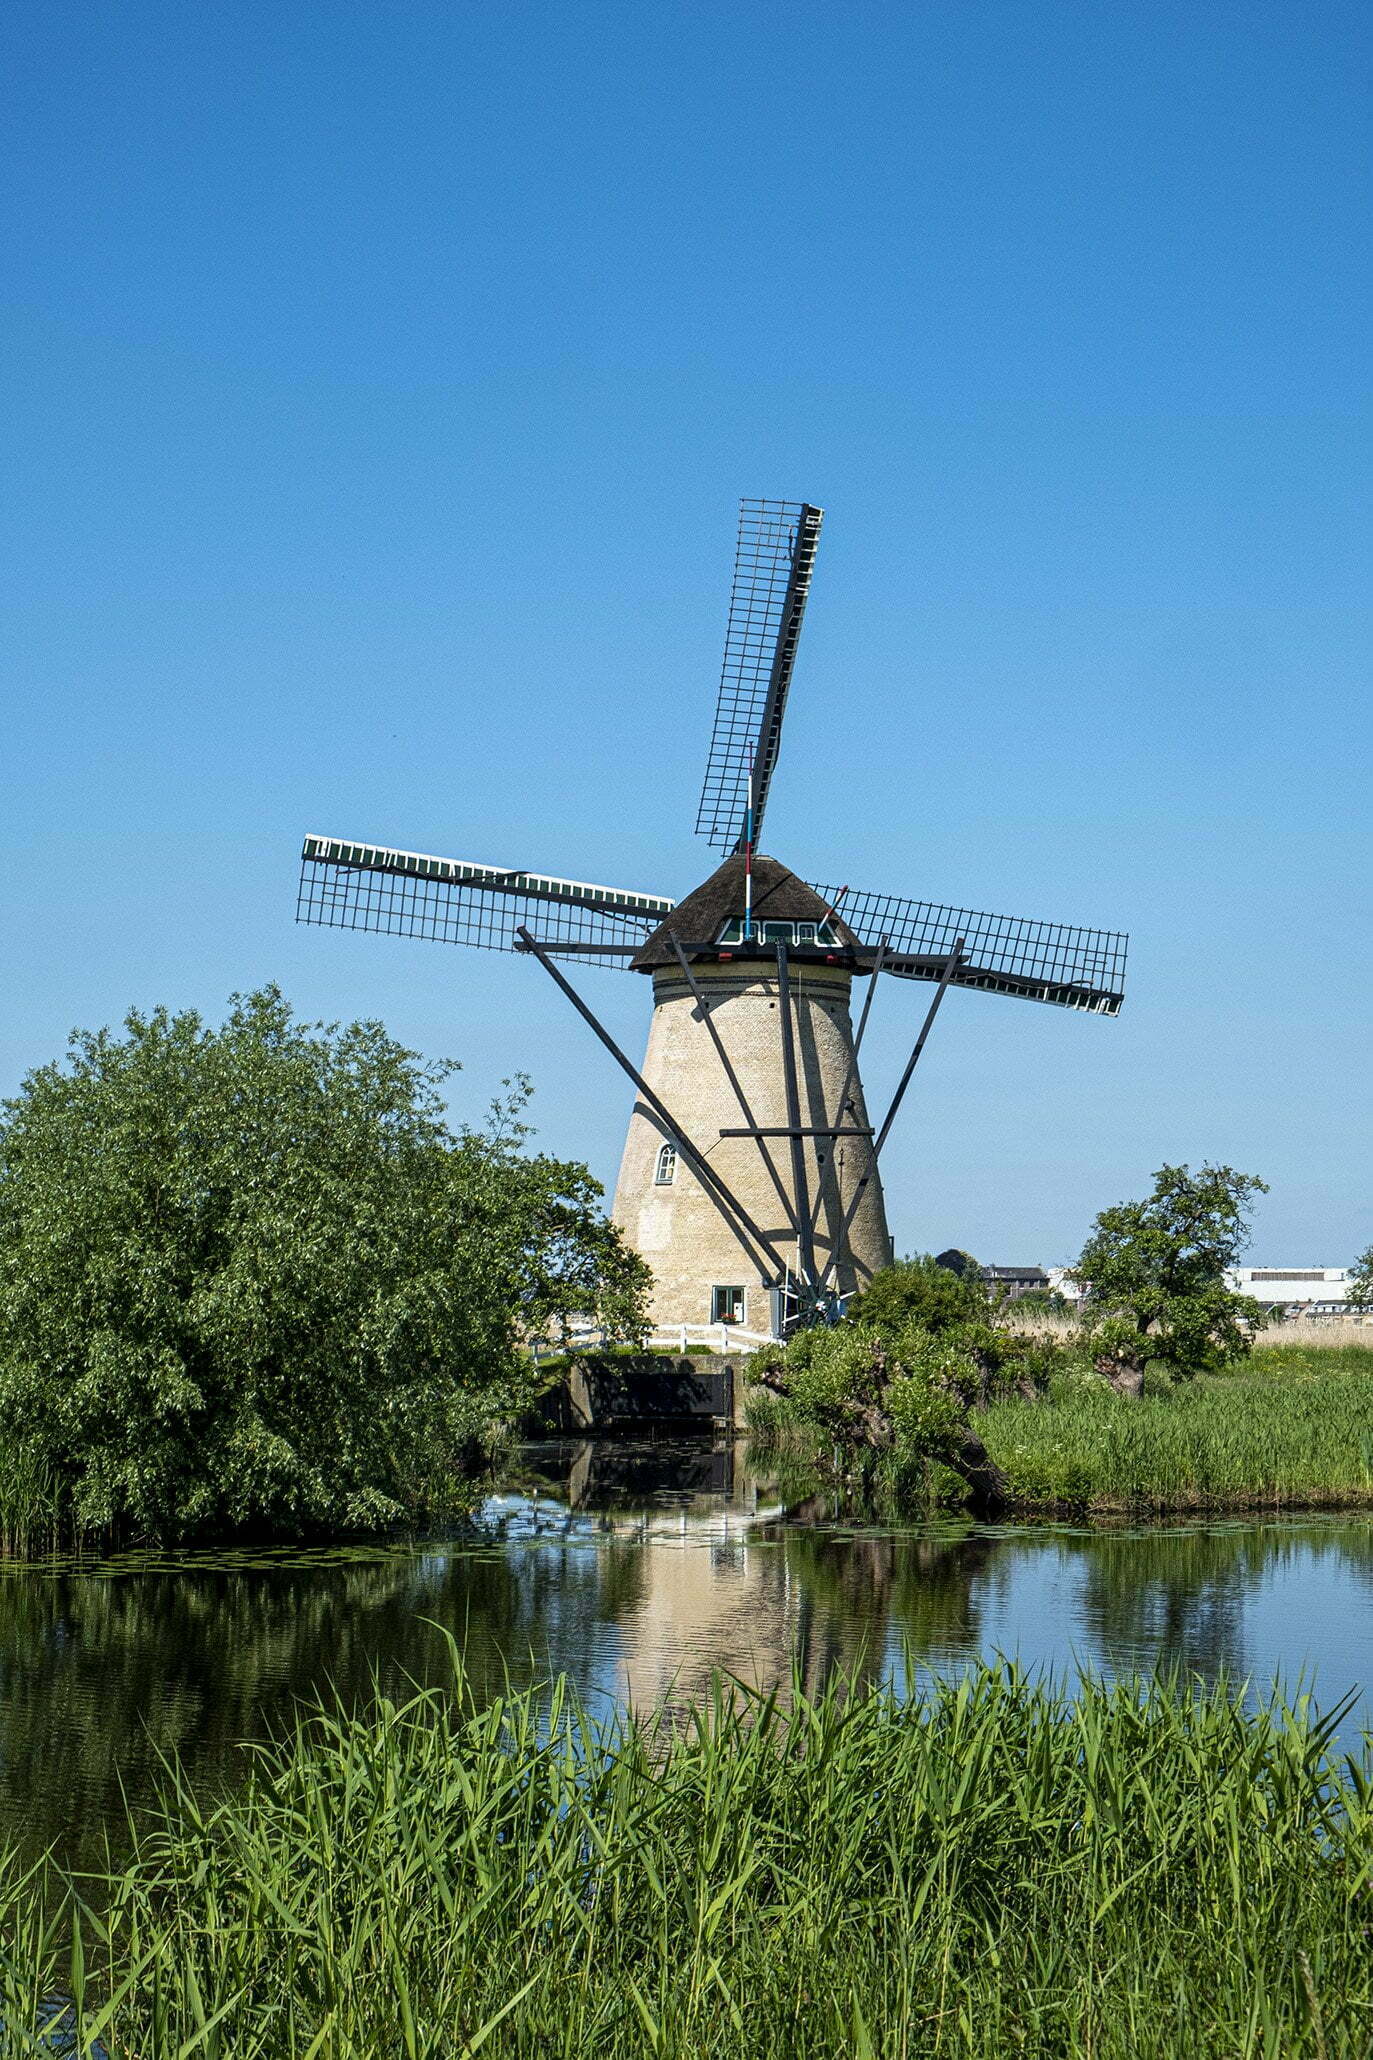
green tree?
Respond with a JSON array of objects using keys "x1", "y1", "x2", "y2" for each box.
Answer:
[
  {"x1": 0, "y1": 988, "x2": 649, "y2": 1546},
  {"x1": 1072, "y1": 1163, "x2": 1268, "y2": 1395},
  {"x1": 1347, "y1": 1246, "x2": 1373, "y2": 1314},
  {"x1": 845, "y1": 1254, "x2": 991, "y2": 1335},
  {"x1": 751, "y1": 1322, "x2": 1010, "y2": 1516}
]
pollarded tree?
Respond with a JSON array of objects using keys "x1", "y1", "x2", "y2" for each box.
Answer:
[
  {"x1": 0, "y1": 988, "x2": 649, "y2": 1545},
  {"x1": 1072, "y1": 1163, "x2": 1268, "y2": 1396},
  {"x1": 751, "y1": 1322, "x2": 1011, "y2": 1516}
]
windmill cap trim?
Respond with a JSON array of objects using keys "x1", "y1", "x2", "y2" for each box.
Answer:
[{"x1": 630, "y1": 853, "x2": 860, "y2": 970}]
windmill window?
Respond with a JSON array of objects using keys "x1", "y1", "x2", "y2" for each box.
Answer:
[
  {"x1": 711, "y1": 1285, "x2": 746, "y2": 1325},
  {"x1": 715, "y1": 918, "x2": 840, "y2": 947},
  {"x1": 654, "y1": 1142, "x2": 677, "y2": 1186}
]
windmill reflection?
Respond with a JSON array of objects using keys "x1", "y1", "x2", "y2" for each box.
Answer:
[{"x1": 506, "y1": 1438, "x2": 998, "y2": 1708}]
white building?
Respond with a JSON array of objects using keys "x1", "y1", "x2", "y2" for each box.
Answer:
[
  {"x1": 1227, "y1": 1267, "x2": 1352, "y2": 1315},
  {"x1": 1045, "y1": 1266, "x2": 1359, "y2": 1319},
  {"x1": 1046, "y1": 1267, "x2": 1084, "y2": 1306}
]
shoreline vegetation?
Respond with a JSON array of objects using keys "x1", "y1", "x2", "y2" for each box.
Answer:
[
  {"x1": 5, "y1": 1652, "x2": 1371, "y2": 2056},
  {"x1": 0, "y1": 992, "x2": 652, "y2": 1556},
  {"x1": 745, "y1": 1332, "x2": 1373, "y2": 1523},
  {"x1": 978, "y1": 1338, "x2": 1373, "y2": 1517},
  {"x1": 739, "y1": 1183, "x2": 1373, "y2": 1525}
]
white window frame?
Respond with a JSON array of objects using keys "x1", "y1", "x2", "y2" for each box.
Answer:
[
  {"x1": 714, "y1": 918, "x2": 840, "y2": 948},
  {"x1": 654, "y1": 1141, "x2": 677, "y2": 1186}
]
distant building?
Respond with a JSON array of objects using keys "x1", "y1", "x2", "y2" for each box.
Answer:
[
  {"x1": 934, "y1": 1263, "x2": 1360, "y2": 1320},
  {"x1": 1227, "y1": 1267, "x2": 1352, "y2": 1316},
  {"x1": 935, "y1": 1252, "x2": 1052, "y2": 1301},
  {"x1": 1047, "y1": 1267, "x2": 1083, "y2": 1306},
  {"x1": 983, "y1": 1265, "x2": 1050, "y2": 1300}
]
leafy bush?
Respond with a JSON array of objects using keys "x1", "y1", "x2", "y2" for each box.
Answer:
[
  {"x1": 0, "y1": 989, "x2": 649, "y2": 1546},
  {"x1": 1348, "y1": 1243, "x2": 1373, "y2": 1313},
  {"x1": 845, "y1": 1252, "x2": 991, "y2": 1334}
]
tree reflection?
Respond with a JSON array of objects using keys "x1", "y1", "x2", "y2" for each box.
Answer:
[
  {"x1": 1067, "y1": 1520, "x2": 1373, "y2": 1690},
  {"x1": 0, "y1": 1452, "x2": 1370, "y2": 1875}
]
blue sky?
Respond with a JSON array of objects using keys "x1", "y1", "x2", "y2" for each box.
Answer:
[{"x1": 3, "y1": 0, "x2": 1369, "y2": 1266}]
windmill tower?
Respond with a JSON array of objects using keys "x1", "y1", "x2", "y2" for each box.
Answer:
[{"x1": 297, "y1": 498, "x2": 1128, "y2": 1338}]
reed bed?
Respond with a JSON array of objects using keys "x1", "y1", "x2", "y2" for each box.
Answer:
[
  {"x1": 2, "y1": 1651, "x2": 1372, "y2": 2056},
  {"x1": 1252, "y1": 1319, "x2": 1373, "y2": 1351},
  {"x1": 983, "y1": 1359, "x2": 1373, "y2": 1513},
  {"x1": 1002, "y1": 1313, "x2": 1373, "y2": 1353}
]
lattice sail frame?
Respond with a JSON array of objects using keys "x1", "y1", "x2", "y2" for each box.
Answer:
[
  {"x1": 297, "y1": 836, "x2": 669, "y2": 961},
  {"x1": 695, "y1": 499, "x2": 823, "y2": 853},
  {"x1": 295, "y1": 843, "x2": 1125, "y2": 1014},
  {"x1": 811, "y1": 882, "x2": 1128, "y2": 1015}
]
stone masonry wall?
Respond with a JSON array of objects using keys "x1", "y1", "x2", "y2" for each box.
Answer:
[{"x1": 611, "y1": 962, "x2": 893, "y2": 1333}]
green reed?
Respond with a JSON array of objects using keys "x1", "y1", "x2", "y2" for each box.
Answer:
[
  {"x1": 0, "y1": 1443, "x2": 61, "y2": 1559},
  {"x1": 983, "y1": 1357, "x2": 1373, "y2": 1513},
  {"x1": 2, "y1": 1647, "x2": 1372, "y2": 2056}
]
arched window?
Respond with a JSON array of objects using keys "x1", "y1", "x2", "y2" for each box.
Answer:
[{"x1": 654, "y1": 1142, "x2": 678, "y2": 1186}]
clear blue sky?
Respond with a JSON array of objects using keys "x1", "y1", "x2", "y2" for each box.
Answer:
[{"x1": 3, "y1": 0, "x2": 1369, "y2": 1266}]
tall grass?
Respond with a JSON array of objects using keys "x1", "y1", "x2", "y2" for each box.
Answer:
[
  {"x1": 2, "y1": 1649, "x2": 1371, "y2": 2056},
  {"x1": 0, "y1": 1443, "x2": 61, "y2": 1557},
  {"x1": 748, "y1": 1336, "x2": 1373, "y2": 1519},
  {"x1": 983, "y1": 1359, "x2": 1373, "y2": 1513},
  {"x1": 1253, "y1": 1319, "x2": 1373, "y2": 1351}
]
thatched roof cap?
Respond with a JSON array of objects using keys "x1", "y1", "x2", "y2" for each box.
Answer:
[{"x1": 631, "y1": 853, "x2": 861, "y2": 970}]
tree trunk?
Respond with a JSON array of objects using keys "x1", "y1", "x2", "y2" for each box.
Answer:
[
  {"x1": 1097, "y1": 1355, "x2": 1144, "y2": 1400},
  {"x1": 954, "y1": 1427, "x2": 1010, "y2": 1517}
]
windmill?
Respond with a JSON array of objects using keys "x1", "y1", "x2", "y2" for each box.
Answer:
[{"x1": 297, "y1": 498, "x2": 1127, "y2": 1338}]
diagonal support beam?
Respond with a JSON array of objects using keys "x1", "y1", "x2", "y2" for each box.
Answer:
[
  {"x1": 516, "y1": 927, "x2": 789, "y2": 1285},
  {"x1": 775, "y1": 943, "x2": 818, "y2": 1293},
  {"x1": 871, "y1": 939, "x2": 965, "y2": 1161},
  {"x1": 804, "y1": 933, "x2": 890, "y2": 1249},
  {"x1": 853, "y1": 935, "x2": 890, "y2": 1059},
  {"x1": 666, "y1": 932, "x2": 798, "y2": 1239},
  {"x1": 817, "y1": 940, "x2": 965, "y2": 1296}
]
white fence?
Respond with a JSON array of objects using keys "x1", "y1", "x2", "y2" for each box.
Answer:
[{"x1": 531, "y1": 1322, "x2": 774, "y2": 1364}]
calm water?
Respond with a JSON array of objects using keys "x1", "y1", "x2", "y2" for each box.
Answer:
[{"x1": 7, "y1": 1437, "x2": 1373, "y2": 1869}]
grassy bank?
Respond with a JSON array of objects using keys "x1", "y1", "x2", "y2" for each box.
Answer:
[
  {"x1": 981, "y1": 1342, "x2": 1373, "y2": 1515},
  {"x1": 4, "y1": 1653, "x2": 1373, "y2": 2057},
  {"x1": 746, "y1": 1335, "x2": 1373, "y2": 1521}
]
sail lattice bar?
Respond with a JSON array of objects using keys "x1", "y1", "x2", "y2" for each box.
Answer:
[
  {"x1": 696, "y1": 500, "x2": 823, "y2": 854},
  {"x1": 812, "y1": 881, "x2": 1128, "y2": 1015},
  {"x1": 298, "y1": 836, "x2": 672, "y2": 961}
]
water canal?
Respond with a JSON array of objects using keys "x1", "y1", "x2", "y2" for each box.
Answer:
[{"x1": 5, "y1": 1436, "x2": 1373, "y2": 1870}]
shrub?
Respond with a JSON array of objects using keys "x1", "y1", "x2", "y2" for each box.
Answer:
[
  {"x1": 0, "y1": 989, "x2": 649, "y2": 1545},
  {"x1": 845, "y1": 1253, "x2": 992, "y2": 1334}
]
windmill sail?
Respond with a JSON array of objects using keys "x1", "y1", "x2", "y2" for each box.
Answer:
[
  {"x1": 297, "y1": 836, "x2": 671, "y2": 961},
  {"x1": 696, "y1": 499, "x2": 823, "y2": 854},
  {"x1": 811, "y1": 881, "x2": 1128, "y2": 1015}
]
